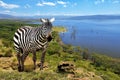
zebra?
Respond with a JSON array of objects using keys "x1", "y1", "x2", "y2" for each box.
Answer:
[{"x1": 13, "y1": 18, "x2": 55, "y2": 72}]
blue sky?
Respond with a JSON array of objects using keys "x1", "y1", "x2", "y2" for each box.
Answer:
[{"x1": 0, "y1": 0, "x2": 120, "y2": 16}]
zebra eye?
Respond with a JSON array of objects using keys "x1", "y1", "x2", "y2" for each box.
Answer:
[{"x1": 44, "y1": 28, "x2": 47, "y2": 30}]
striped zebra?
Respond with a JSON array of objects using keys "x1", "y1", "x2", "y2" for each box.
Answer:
[{"x1": 13, "y1": 18, "x2": 55, "y2": 72}]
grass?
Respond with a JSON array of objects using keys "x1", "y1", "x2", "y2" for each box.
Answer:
[
  {"x1": 0, "y1": 70, "x2": 71, "y2": 80},
  {"x1": 52, "y1": 26, "x2": 66, "y2": 32},
  {"x1": 0, "y1": 53, "x2": 104, "y2": 80}
]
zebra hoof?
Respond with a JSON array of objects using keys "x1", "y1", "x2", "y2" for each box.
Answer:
[
  {"x1": 40, "y1": 68, "x2": 43, "y2": 70},
  {"x1": 33, "y1": 67, "x2": 36, "y2": 70},
  {"x1": 40, "y1": 66, "x2": 43, "y2": 70},
  {"x1": 18, "y1": 66, "x2": 22, "y2": 72},
  {"x1": 18, "y1": 66, "x2": 24, "y2": 72}
]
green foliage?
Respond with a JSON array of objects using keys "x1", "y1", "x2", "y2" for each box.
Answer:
[
  {"x1": 0, "y1": 47, "x2": 13, "y2": 57},
  {"x1": 52, "y1": 31, "x2": 61, "y2": 42},
  {"x1": 47, "y1": 41, "x2": 62, "y2": 56},
  {"x1": 62, "y1": 45, "x2": 82, "y2": 55},
  {"x1": 96, "y1": 71, "x2": 120, "y2": 80},
  {"x1": 2, "y1": 39, "x2": 11, "y2": 47},
  {"x1": 92, "y1": 53, "x2": 120, "y2": 75},
  {"x1": 62, "y1": 45, "x2": 74, "y2": 54},
  {"x1": 52, "y1": 26, "x2": 66, "y2": 32},
  {"x1": 4, "y1": 48, "x2": 13, "y2": 57},
  {"x1": 82, "y1": 48, "x2": 90, "y2": 60}
]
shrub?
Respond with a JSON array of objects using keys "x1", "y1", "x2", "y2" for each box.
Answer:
[
  {"x1": 97, "y1": 71, "x2": 120, "y2": 80},
  {"x1": 92, "y1": 53, "x2": 120, "y2": 75},
  {"x1": 4, "y1": 48, "x2": 13, "y2": 57},
  {"x1": 52, "y1": 31, "x2": 61, "y2": 42},
  {"x1": 82, "y1": 49, "x2": 90, "y2": 60},
  {"x1": 62, "y1": 45, "x2": 74, "y2": 54},
  {"x1": 2, "y1": 39, "x2": 11, "y2": 47},
  {"x1": 47, "y1": 41, "x2": 62, "y2": 56}
]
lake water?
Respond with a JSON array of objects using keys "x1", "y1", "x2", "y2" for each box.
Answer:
[{"x1": 34, "y1": 19, "x2": 120, "y2": 57}]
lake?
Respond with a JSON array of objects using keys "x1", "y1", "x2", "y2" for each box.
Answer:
[
  {"x1": 35, "y1": 19, "x2": 120, "y2": 57},
  {"x1": 54, "y1": 19, "x2": 120, "y2": 58}
]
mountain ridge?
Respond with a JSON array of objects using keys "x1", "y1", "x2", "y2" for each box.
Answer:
[{"x1": 1, "y1": 13, "x2": 120, "y2": 20}]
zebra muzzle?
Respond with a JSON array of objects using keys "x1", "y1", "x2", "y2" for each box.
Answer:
[{"x1": 47, "y1": 34, "x2": 52, "y2": 42}]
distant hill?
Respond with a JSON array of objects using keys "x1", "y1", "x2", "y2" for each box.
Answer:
[
  {"x1": 0, "y1": 14, "x2": 70, "y2": 20},
  {"x1": 69, "y1": 15, "x2": 120, "y2": 20},
  {"x1": 0, "y1": 14, "x2": 16, "y2": 19},
  {"x1": 1, "y1": 14, "x2": 120, "y2": 20}
]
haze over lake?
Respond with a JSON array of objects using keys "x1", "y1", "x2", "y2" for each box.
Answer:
[{"x1": 52, "y1": 19, "x2": 120, "y2": 58}]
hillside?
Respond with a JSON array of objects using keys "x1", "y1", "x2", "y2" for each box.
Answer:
[
  {"x1": 0, "y1": 14, "x2": 15, "y2": 19},
  {"x1": 0, "y1": 19, "x2": 120, "y2": 80}
]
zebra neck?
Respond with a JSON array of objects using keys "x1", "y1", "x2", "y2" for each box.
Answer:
[{"x1": 35, "y1": 27, "x2": 47, "y2": 42}]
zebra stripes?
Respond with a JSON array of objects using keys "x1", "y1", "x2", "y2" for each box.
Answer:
[{"x1": 13, "y1": 18, "x2": 55, "y2": 71}]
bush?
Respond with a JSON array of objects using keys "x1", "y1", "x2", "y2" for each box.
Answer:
[
  {"x1": 92, "y1": 53, "x2": 120, "y2": 75},
  {"x1": 4, "y1": 48, "x2": 13, "y2": 57},
  {"x1": 47, "y1": 41, "x2": 62, "y2": 56},
  {"x1": 62, "y1": 45, "x2": 74, "y2": 54},
  {"x1": 52, "y1": 31, "x2": 61, "y2": 42},
  {"x1": 82, "y1": 49, "x2": 90, "y2": 60},
  {"x1": 2, "y1": 39, "x2": 11, "y2": 47},
  {"x1": 0, "y1": 47, "x2": 13, "y2": 57},
  {"x1": 97, "y1": 71, "x2": 120, "y2": 80}
]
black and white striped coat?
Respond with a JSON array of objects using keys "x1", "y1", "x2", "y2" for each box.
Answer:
[{"x1": 13, "y1": 18, "x2": 55, "y2": 71}]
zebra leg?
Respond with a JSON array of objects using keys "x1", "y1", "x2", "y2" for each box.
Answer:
[
  {"x1": 17, "y1": 53, "x2": 21, "y2": 72},
  {"x1": 21, "y1": 55, "x2": 24, "y2": 72},
  {"x1": 32, "y1": 51, "x2": 36, "y2": 70},
  {"x1": 40, "y1": 48, "x2": 47, "y2": 70},
  {"x1": 21, "y1": 53, "x2": 29, "y2": 71}
]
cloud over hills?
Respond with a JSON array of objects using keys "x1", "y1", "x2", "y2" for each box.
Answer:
[{"x1": 0, "y1": 0, "x2": 19, "y2": 9}]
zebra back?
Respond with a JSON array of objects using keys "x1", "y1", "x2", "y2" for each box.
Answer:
[{"x1": 13, "y1": 18, "x2": 55, "y2": 53}]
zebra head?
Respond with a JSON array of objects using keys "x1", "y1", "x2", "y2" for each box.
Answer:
[{"x1": 40, "y1": 18, "x2": 55, "y2": 38}]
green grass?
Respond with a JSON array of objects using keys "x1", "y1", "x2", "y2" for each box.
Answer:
[
  {"x1": 52, "y1": 26, "x2": 66, "y2": 32},
  {"x1": 0, "y1": 70, "x2": 68, "y2": 80}
]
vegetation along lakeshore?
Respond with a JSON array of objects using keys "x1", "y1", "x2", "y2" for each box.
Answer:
[{"x1": 0, "y1": 19, "x2": 120, "y2": 80}]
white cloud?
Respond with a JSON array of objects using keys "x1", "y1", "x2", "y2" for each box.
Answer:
[
  {"x1": 57, "y1": 0, "x2": 69, "y2": 7},
  {"x1": 94, "y1": 0, "x2": 105, "y2": 5},
  {"x1": 24, "y1": 4, "x2": 30, "y2": 8},
  {"x1": 0, "y1": 10, "x2": 16, "y2": 14},
  {"x1": 62, "y1": 13, "x2": 80, "y2": 16},
  {"x1": 37, "y1": 3, "x2": 44, "y2": 6},
  {"x1": 43, "y1": 2, "x2": 56, "y2": 6},
  {"x1": 37, "y1": 1, "x2": 56, "y2": 6},
  {"x1": 36, "y1": 1, "x2": 70, "y2": 7},
  {"x1": 57, "y1": 1, "x2": 67, "y2": 5},
  {"x1": 113, "y1": 0, "x2": 120, "y2": 4},
  {"x1": 0, "y1": 0, "x2": 19, "y2": 9}
]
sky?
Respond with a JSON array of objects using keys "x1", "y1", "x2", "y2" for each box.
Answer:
[{"x1": 0, "y1": 0, "x2": 120, "y2": 16}]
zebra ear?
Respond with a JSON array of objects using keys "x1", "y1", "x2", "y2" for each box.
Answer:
[
  {"x1": 40, "y1": 18, "x2": 46, "y2": 23},
  {"x1": 50, "y1": 18, "x2": 55, "y2": 22}
]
